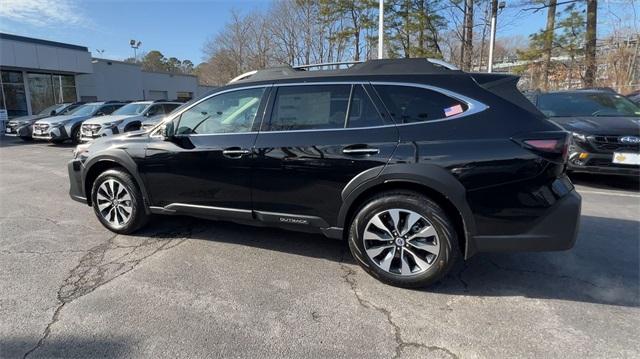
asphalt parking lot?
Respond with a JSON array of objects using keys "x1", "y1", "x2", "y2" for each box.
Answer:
[{"x1": 0, "y1": 135, "x2": 638, "y2": 359}]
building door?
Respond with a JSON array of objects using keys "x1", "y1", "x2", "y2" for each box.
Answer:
[{"x1": 148, "y1": 90, "x2": 167, "y2": 100}]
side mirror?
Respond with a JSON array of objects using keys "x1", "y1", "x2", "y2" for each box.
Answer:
[
  {"x1": 160, "y1": 121, "x2": 174, "y2": 139},
  {"x1": 50, "y1": 110, "x2": 56, "y2": 116},
  {"x1": 96, "y1": 111, "x2": 105, "y2": 116}
]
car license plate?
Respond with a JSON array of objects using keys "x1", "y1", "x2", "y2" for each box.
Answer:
[
  {"x1": 612, "y1": 152, "x2": 640, "y2": 165},
  {"x1": 5, "y1": 128, "x2": 11, "y2": 133}
]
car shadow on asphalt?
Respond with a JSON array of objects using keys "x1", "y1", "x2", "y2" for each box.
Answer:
[
  {"x1": 134, "y1": 214, "x2": 639, "y2": 308},
  {"x1": 0, "y1": 337, "x2": 132, "y2": 358}
]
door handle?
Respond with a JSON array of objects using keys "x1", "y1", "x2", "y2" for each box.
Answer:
[
  {"x1": 222, "y1": 148, "x2": 251, "y2": 158},
  {"x1": 342, "y1": 147, "x2": 380, "y2": 155}
]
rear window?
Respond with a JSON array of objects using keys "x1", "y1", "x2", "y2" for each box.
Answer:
[
  {"x1": 268, "y1": 85, "x2": 351, "y2": 131},
  {"x1": 374, "y1": 85, "x2": 467, "y2": 124}
]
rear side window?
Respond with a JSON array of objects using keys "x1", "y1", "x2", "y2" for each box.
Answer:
[
  {"x1": 374, "y1": 85, "x2": 468, "y2": 124},
  {"x1": 268, "y1": 85, "x2": 350, "y2": 131},
  {"x1": 347, "y1": 86, "x2": 384, "y2": 128}
]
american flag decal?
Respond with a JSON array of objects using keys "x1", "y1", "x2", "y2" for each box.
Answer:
[{"x1": 444, "y1": 104, "x2": 463, "y2": 117}]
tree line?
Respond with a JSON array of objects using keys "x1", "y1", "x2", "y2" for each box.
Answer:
[{"x1": 127, "y1": 0, "x2": 637, "y2": 94}]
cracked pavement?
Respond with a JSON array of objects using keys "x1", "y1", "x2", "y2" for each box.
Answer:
[{"x1": 1, "y1": 136, "x2": 639, "y2": 358}]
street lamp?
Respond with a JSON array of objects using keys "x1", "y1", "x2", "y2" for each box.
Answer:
[
  {"x1": 130, "y1": 39, "x2": 142, "y2": 60},
  {"x1": 487, "y1": 1, "x2": 506, "y2": 73}
]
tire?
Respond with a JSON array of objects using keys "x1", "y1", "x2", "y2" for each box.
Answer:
[
  {"x1": 91, "y1": 169, "x2": 149, "y2": 234},
  {"x1": 348, "y1": 190, "x2": 459, "y2": 288},
  {"x1": 71, "y1": 126, "x2": 81, "y2": 145}
]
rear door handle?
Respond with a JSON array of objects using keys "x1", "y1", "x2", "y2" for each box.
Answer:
[
  {"x1": 222, "y1": 148, "x2": 251, "y2": 158},
  {"x1": 342, "y1": 147, "x2": 380, "y2": 155}
]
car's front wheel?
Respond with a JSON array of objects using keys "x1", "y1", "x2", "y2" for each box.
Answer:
[
  {"x1": 91, "y1": 169, "x2": 149, "y2": 234},
  {"x1": 348, "y1": 190, "x2": 459, "y2": 288}
]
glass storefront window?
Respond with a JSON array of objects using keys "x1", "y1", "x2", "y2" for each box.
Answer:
[
  {"x1": 0, "y1": 70, "x2": 28, "y2": 118},
  {"x1": 27, "y1": 73, "x2": 78, "y2": 114}
]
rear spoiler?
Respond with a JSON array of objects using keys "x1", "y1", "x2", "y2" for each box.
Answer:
[{"x1": 471, "y1": 73, "x2": 543, "y2": 117}]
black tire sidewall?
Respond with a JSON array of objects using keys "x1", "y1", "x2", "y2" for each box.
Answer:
[
  {"x1": 91, "y1": 169, "x2": 147, "y2": 234},
  {"x1": 71, "y1": 126, "x2": 81, "y2": 145},
  {"x1": 348, "y1": 192, "x2": 457, "y2": 288}
]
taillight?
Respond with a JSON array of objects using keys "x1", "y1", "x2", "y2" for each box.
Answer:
[{"x1": 513, "y1": 131, "x2": 569, "y2": 163}]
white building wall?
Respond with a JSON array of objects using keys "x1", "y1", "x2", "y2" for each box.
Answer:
[
  {"x1": 76, "y1": 60, "x2": 143, "y2": 101},
  {"x1": 0, "y1": 36, "x2": 92, "y2": 74},
  {"x1": 141, "y1": 71, "x2": 199, "y2": 100}
]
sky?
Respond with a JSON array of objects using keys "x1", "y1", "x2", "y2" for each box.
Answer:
[{"x1": 0, "y1": 0, "x2": 637, "y2": 65}]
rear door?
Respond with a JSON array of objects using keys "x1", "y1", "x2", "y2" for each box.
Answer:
[{"x1": 251, "y1": 83, "x2": 398, "y2": 228}]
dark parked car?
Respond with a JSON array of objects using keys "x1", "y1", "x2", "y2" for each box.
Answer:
[
  {"x1": 627, "y1": 90, "x2": 640, "y2": 105},
  {"x1": 531, "y1": 90, "x2": 640, "y2": 176},
  {"x1": 68, "y1": 59, "x2": 581, "y2": 288},
  {"x1": 4, "y1": 102, "x2": 84, "y2": 141}
]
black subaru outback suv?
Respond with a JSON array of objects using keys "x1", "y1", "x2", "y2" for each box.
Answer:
[{"x1": 68, "y1": 59, "x2": 581, "y2": 288}]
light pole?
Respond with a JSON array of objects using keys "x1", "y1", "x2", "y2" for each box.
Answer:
[
  {"x1": 378, "y1": 0, "x2": 384, "y2": 59},
  {"x1": 487, "y1": 1, "x2": 506, "y2": 73},
  {"x1": 130, "y1": 39, "x2": 141, "y2": 61}
]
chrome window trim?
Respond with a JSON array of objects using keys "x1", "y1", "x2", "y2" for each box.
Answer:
[{"x1": 153, "y1": 81, "x2": 488, "y2": 136}]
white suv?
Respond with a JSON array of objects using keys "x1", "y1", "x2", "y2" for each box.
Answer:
[{"x1": 80, "y1": 100, "x2": 181, "y2": 142}]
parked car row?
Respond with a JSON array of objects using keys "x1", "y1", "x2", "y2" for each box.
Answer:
[
  {"x1": 4, "y1": 100, "x2": 182, "y2": 144},
  {"x1": 528, "y1": 89, "x2": 640, "y2": 176}
]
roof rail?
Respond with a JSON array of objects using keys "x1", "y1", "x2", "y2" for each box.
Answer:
[
  {"x1": 229, "y1": 70, "x2": 258, "y2": 84},
  {"x1": 293, "y1": 60, "x2": 363, "y2": 70},
  {"x1": 426, "y1": 58, "x2": 459, "y2": 70},
  {"x1": 103, "y1": 100, "x2": 123, "y2": 104}
]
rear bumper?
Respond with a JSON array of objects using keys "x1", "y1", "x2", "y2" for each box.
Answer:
[
  {"x1": 68, "y1": 159, "x2": 87, "y2": 204},
  {"x1": 473, "y1": 189, "x2": 582, "y2": 252}
]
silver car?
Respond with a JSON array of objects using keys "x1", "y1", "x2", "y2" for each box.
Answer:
[
  {"x1": 4, "y1": 102, "x2": 83, "y2": 141},
  {"x1": 32, "y1": 101, "x2": 125, "y2": 144},
  {"x1": 80, "y1": 100, "x2": 181, "y2": 143}
]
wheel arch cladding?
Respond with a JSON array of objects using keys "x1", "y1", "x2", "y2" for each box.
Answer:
[
  {"x1": 83, "y1": 152, "x2": 150, "y2": 213},
  {"x1": 339, "y1": 163, "x2": 477, "y2": 259}
]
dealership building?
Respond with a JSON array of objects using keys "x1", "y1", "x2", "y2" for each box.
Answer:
[{"x1": 0, "y1": 33, "x2": 213, "y2": 119}]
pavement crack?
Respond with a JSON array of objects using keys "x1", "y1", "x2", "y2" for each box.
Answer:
[
  {"x1": 339, "y1": 252, "x2": 458, "y2": 359},
  {"x1": 23, "y1": 222, "x2": 203, "y2": 358}
]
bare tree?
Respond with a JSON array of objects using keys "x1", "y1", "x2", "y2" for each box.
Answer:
[
  {"x1": 542, "y1": 0, "x2": 557, "y2": 90},
  {"x1": 583, "y1": 0, "x2": 597, "y2": 87}
]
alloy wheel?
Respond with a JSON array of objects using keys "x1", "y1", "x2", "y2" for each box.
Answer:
[
  {"x1": 96, "y1": 179, "x2": 133, "y2": 228},
  {"x1": 363, "y1": 209, "x2": 440, "y2": 276}
]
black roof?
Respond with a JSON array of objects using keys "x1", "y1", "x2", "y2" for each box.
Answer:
[{"x1": 234, "y1": 58, "x2": 462, "y2": 84}]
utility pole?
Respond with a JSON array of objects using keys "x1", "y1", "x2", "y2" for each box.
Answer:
[
  {"x1": 584, "y1": 0, "x2": 597, "y2": 87},
  {"x1": 463, "y1": 0, "x2": 474, "y2": 71},
  {"x1": 378, "y1": 0, "x2": 384, "y2": 59},
  {"x1": 487, "y1": 1, "x2": 505, "y2": 73}
]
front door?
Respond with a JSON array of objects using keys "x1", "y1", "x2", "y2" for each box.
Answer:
[
  {"x1": 142, "y1": 86, "x2": 270, "y2": 217},
  {"x1": 252, "y1": 84, "x2": 398, "y2": 228}
]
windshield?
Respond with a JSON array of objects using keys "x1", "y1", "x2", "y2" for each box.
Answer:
[
  {"x1": 68, "y1": 104, "x2": 100, "y2": 116},
  {"x1": 37, "y1": 104, "x2": 66, "y2": 116},
  {"x1": 538, "y1": 92, "x2": 640, "y2": 117},
  {"x1": 113, "y1": 103, "x2": 149, "y2": 116}
]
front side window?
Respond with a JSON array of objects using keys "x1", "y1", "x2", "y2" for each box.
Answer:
[
  {"x1": 176, "y1": 88, "x2": 265, "y2": 135},
  {"x1": 374, "y1": 85, "x2": 468, "y2": 124},
  {"x1": 145, "y1": 104, "x2": 164, "y2": 117},
  {"x1": 268, "y1": 85, "x2": 350, "y2": 131}
]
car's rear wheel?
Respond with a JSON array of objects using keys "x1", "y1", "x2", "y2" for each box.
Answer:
[
  {"x1": 91, "y1": 169, "x2": 149, "y2": 234},
  {"x1": 348, "y1": 190, "x2": 459, "y2": 288}
]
